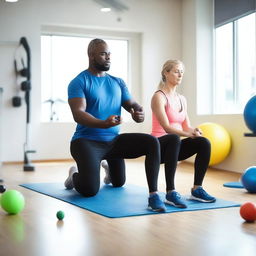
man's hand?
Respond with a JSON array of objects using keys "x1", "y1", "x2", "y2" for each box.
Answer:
[
  {"x1": 104, "y1": 115, "x2": 122, "y2": 128},
  {"x1": 130, "y1": 107, "x2": 145, "y2": 123}
]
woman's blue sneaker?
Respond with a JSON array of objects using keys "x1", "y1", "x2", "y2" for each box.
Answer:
[
  {"x1": 165, "y1": 191, "x2": 187, "y2": 208},
  {"x1": 190, "y1": 187, "x2": 216, "y2": 203},
  {"x1": 148, "y1": 193, "x2": 166, "y2": 212}
]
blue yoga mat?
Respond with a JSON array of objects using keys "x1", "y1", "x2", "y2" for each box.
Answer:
[
  {"x1": 20, "y1": 183, "x2": 240, "y2": 218},
  {"x1": 223, "y1": 181, "x2": 244, "y2": 189}
]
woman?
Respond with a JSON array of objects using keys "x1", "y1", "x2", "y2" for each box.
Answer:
[{"x1": 151, "y1": 59, "x2": 216, "y2": 208}]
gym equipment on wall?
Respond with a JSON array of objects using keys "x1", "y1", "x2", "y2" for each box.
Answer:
[
  {"x1": 43, "y1": 98, "x2": 66, "y2": 121},
  {"x1": 13, "y1": 37, "x2": 36, "y2": 171}
]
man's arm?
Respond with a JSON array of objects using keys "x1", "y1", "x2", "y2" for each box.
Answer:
[
  {"x1": 122, "y1": 99, "x2": 145, "y2": 123},
  {"x1": 68, "y1": 97, "x2": 121, "y2": 128}
]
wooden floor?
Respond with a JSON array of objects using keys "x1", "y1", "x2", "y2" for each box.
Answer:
[{"x1": 0, "y1": 159, "x2": 256, "y2": 256}]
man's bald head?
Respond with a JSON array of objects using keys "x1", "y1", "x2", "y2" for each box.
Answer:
[{"x1": 87, "y1": 38, "x2": 107, "y2": 57}]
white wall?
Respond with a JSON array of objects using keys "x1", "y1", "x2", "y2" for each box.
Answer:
[
  {"x1": 181, "y1": 0, "x2": 256, "y2": 173},
  {"x1": 1, "y1": 0, "x2": 254, "y2": 174},
  {"x1": 0, "y1": 0, "x2": 181, "y2": 162}
]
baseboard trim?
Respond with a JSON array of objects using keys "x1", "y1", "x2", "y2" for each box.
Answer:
[{"x1": 2, "y1": 159, "x2": 73, "y2": 165}]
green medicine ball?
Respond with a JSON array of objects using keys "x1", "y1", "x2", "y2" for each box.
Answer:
[
  {"x1": 56, "y1": 210, "x2": 65, "y2": 220},
  {"x1": 1, "y1": 190, "x2": 25, "y2": 214}
]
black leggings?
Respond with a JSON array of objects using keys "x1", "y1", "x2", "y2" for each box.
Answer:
[
  {"x1": 70, "y1": 133, "x2": 160, "y2": 197},
  {"x1": 158, "y1": 134, "x2": 211, "y2": 191}
]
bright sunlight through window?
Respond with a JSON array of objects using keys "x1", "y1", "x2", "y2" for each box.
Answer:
[{"x1": 214, "y1": 13, "x2": 256, "y2": 114}]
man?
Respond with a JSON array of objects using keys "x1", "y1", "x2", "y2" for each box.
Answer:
[{"x1": 64, "y1": 38, "x2": 165, "y2": 212}]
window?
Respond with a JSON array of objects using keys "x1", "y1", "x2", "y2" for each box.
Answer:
[
  {"x1": 41, "y1": 35, "x2": 128, "y2": 122},
  {"x1": 214, "y1": 13, "x2": 256, "y2": 114}
]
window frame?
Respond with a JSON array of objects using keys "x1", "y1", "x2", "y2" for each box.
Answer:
[{"x1": 213, "y1": 12, "x2": 256, "y2": 115}]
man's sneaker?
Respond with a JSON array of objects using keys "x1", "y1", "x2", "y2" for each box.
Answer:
[
  {"x1": 101, "y1": 160, "x2": 111, "y2": 184},
  {"x1": 165, "y1": 191, "x2": 187, "y2": 208},
  {"x1": 190, "y1": 187, "x2": 216, "y2": 203},
  {"x1": 148, "y1": 193, "x2": 166, "y2": 212},
  {"x1": 64, "y1": 166, "x2": 77, "y2": 190}
]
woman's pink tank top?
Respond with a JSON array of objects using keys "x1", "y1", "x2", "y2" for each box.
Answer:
[{"x1": 151, "y1": 90, "x2": 186, "y2": 137}]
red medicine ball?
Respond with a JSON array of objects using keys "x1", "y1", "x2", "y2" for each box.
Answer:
[{"x1": 240, "y1": 202, "x2": 256, "y2": 222}]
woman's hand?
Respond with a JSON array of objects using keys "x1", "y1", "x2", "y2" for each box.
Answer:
[{"x1": 193, "y1": 127, "x2": 202, "y2": 137}]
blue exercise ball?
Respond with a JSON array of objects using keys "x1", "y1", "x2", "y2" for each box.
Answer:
[
  {"x1": 244, "y1": 95, "x2": 256, "y2": 133},
  {"x1": 241, "y1": 166, "x2": 256, "y2": 193}
]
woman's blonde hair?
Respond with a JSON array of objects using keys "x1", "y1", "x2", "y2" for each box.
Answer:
[{"x1": 158, "y1": 59, "x2": 185, "y2": 89}]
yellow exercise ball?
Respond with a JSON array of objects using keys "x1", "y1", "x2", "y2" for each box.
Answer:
[{"x1": 198, "y1": 122, "x2": 231, "y2": 166}]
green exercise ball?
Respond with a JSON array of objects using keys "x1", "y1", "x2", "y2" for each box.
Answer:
[
  {"x1": 1, "y1": 190, "x2": 25, "y2": 214},
  {"x1": 56, "y1": 210, "x2": 65, "y2": 220}
]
